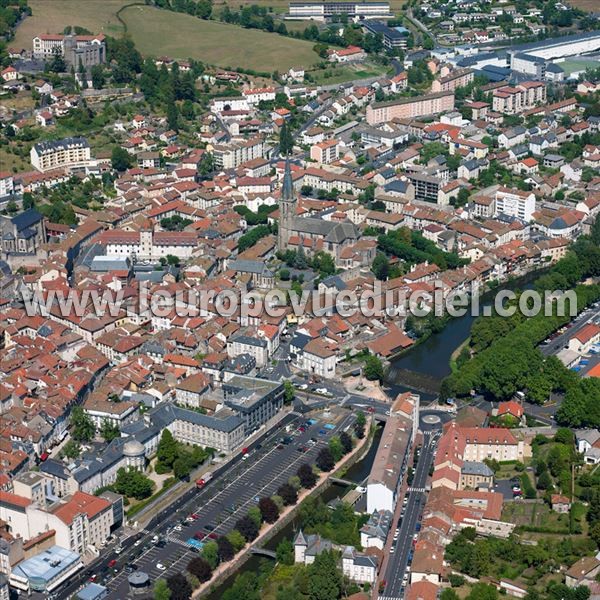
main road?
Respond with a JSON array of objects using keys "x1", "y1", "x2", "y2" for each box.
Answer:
[{"x1": 381, "y1": 426, "x2": 440, "y2": 598}]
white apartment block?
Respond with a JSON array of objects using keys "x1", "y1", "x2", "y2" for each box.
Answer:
[
  {"x1": 243, "y1": 87, "x2": 276, "y2": 105},
  {"x1": 310, "y1": 140, "x2": 339, "y2": 164},
  {"x1": 492, "y1": 82, "x2": 546, "y2": 114},
  {"x1": 30, "y1": 137, "x2": 91, "y2": 172},
  {"x1": 212, "y1": 137, "x2": 267, "y2": 170},
  {"x1": 0, "y1": 173, "x2": 14, "y2": 204},
  {"x1": 494, "y1": 187, "x2": 536, "y2": 221},
  {"x1": 102, "y1": 229, "x2": 196, "y2": 261},
  {"x1": 210, "y1": 97, "x2": 250, "y2": 113},
  {"x1": 287, "y1": 1, "x2": 392, "y2": 21},
  {"x1": 227, "y1": 335, "x2": 268, "y2": 367}
]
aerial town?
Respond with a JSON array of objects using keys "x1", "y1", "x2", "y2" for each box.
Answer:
[{"x1": 1, "y1": 0, "x2": 600, "y2": 599}]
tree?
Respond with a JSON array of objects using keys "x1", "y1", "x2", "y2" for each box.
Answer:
[
  {"x1": 328, "y1": 436, "x2": 344, "y2": 462},
  {"x1": 167, "y1": 572, "x2": 192, "y2": 600},
  {"x1": 167, "y1": 100, "x2": 179, "y2": 131},
  {"x1": 187, "y1": 556, "x2": 212, "y2": 583},
  {"x1": 217, "y1": 536, "x2": 235, "y2": 562},
  {"x1": 111, "y1": 146, "x2": 132, "y2": 172},
  {"x1": 226, "y1": 529, "x2": 246, "y2": 552},
  {"x1": 277, "y1": 539, "x2": 295, "y2": 565},
  {"x1": 363, "y1": 354, "x2": 384, "y2": 382},
  {"x1": 278, "y1": 482, "x2": 298, "y2": 506},
  {"x1": 339, "y1": 431, "x2": 352, "y2": 454},
  {"x1": 258, "y1": 497, "x2": 280, "y2": 523},
  {"x1": 61, "y1": 439, "x2": 81, "y2": 459},
  {"x1": 154, "y1": 579, "x2": 172, "y2": 600},
  {"x1": 235, "y1": 514, "x2": 259, "y2": 542},
  {"x1": 279, "y1": 120, "x2": 294, "y2": 156},
  {"x1": 316, "y1": 447, "x2": 335, "y2": 472},
  {"x1": 372, "y1": 252, "x2": 389, "y2": 280},
  {"x1": 307, "y1": 550, "x2": 341, "y2": 600},
  {"x1": 157, "y1": 429, "x2": 178, "y2": 471},
  {"x1": 200, "y1": 540, "x2": 219, "y2": 569},
  {"x1": 248, "y1": 505, "x2": 262, "y2": 528},
  {"x1": 70, "y1": 406, "x2": 95, "y2": 442},
  {"x1": 91, "y1": 64, "x2": 105, "y2": 89},
  {"x1": 297, "y1": 463, "x2": 317, "y2": 488},
  {"x1": 113, "y1": 467, "x2": 154, "y2": 500},
  {"x1": 467, "y1": 583, "x2": 498, "y2": 600},
  {"x1": 441, "y1": 590, "x2": 460, "y2": 600},
  {"x1": 283, "y1": 380, "x2": 295, "y2": 404},
  {"x1": 100, "y1": 419, "x2": 120, "y2": 443},
  {"x1": 536, "y1": 470, "x2": 553, "y2": 490},
  {"x1": 354, "y1": 410, "x2": 366, "y2": 439}
]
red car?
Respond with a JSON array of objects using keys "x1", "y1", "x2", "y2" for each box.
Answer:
[
  {"x1": 242, "y1": 447, "x2": 249, "y2": 455},
  {"x1": 108, "y1": 559, "x2": 117, "y2": 568}
]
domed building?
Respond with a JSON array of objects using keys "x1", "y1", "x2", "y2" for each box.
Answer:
[{"x1": 122, "y1": 439, "x2": 145, "y2": 470}]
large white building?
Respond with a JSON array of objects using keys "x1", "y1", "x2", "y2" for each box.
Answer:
[
  {"x1": 287, "y1": 1, "x2": 392, "y2": 21},
  {"x1": 0, "y1": 489, "x2": 115, "y2": 557},
  {"x1": 508, "y1": 30, "x2": 600, "y2": 62},
  {"x1": 100, "y1": 228, "x2": 197, "y2": 261},
  {"x1": 32, "y1": 34, "x2": 106, "y2": 66},
  {"x1": 30, "y1": 137, "x2": 91, "y2": 172},
  {"x1": 494, "y1": 187, "x2": 536, "y2": 222},
  {"x1": 212, "y1": 137, "x2": 267, "y2": 170}
]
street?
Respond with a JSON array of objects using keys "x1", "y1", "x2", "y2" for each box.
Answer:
[{"x1": 381, "y1": 427, "x2": 439, "y2": 599}]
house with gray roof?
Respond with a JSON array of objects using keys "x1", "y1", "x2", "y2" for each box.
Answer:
[{"x1": 460, "y1": 461, "x2": 494, "y2": 490}]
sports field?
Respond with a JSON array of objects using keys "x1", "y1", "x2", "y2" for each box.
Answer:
[{"x1": 120, "y1": 5, "x2": 320, "y2": 70}]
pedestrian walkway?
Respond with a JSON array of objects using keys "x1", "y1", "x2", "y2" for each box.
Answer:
[{"x1": 406, "y1": 486, "x2": 426, "y2": 492}]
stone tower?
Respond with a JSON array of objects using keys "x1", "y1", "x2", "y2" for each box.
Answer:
[{"x1": 278, "y1": 160, "x2": 296, "y2": 251}]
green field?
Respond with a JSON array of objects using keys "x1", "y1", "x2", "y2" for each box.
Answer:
[
  {"x1": 559, "y1": 58, "x2": 600, "y2": 76},
  {"x1": 310, "y1": 62, "x2": 393, "y2": 85},
  {"x1": 120, "y1": 5, "x2": 320, "y2": 70},
  {"x1": 13, "y1": 0, "x2": 126, "y2": 49}
]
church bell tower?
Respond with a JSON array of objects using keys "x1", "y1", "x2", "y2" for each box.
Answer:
[{"x1": 278, "y1": 160, "x2": 296, "y2": 251}]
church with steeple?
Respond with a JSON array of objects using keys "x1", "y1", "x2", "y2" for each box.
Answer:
[{"x1": 277, "y1": 160, "x2": 360, "y2": 260}]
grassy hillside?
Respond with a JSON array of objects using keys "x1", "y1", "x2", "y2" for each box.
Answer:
[
  {"x1": 120, "y1": 4, "x2": 320, "y2": 71},
  {"x1": 13, "y1": 1, "x2": 322, "y2": 71},
  {"x1": 13, "y1": 0, "x2": 126, "y2": 48}
]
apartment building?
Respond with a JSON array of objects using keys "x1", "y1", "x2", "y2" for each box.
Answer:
[
  {"x1": 226, "y1": 334, "x2": 269, "y2": 367},
  {"x1": 223, "y1": 375, "x2": 284, "y2": 434},
  {"x1": 0, "y1": 490, "x2": 115, "y2": 557},
  {"x1": 431, "y1": 68, "x2": 474, "y2": 93},
  {"x1": 0, "y1": 173, "x2": 14, "y2": 202},
  {"x1": 310, "y1": 139, "x2": 339, "y2": 164},
  {"x1": 82, "y1": 397, "x2": 140, "y2": 430},
  {"x1": 32, "y1": 34, "x2": 106, "y2": 66},
  {"x1": 30, "y1": 137, "x2": 91, "y2": 172},
  {"x1": 212, "y1": 137, "x2": 267, "y2": 170},
  {"x1": 101, "y1": 228, "x2": 197, "y2": 261},
  {"x1": 287, "y1": 1, "x2": 392, "y2": 21},
  {"x1": 495, "y1": 187, "x2": 536, "y2": 221},
  {"x1": 366, "y1": 92, "x2": 455, "y2": 125},
  {"x1": 492, "y1": 81, "x2": 546, "y2": 114}
]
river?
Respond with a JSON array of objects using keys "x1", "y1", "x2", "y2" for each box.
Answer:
[
  {"x1": 384, "y1": 274, "x2": 539, "y2": 395},
  {"x1": 206, "y1": 425, "x2": 384, "y2": 599}
]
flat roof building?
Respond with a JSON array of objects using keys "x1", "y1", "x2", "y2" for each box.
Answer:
[{"x1": 9, "y1": 545, "x2": 82, "y2": 594}]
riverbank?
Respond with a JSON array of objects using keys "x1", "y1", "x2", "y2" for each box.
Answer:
[
  {"x1": 386, "y1": 270, "x2": 543, "y2": 389},
  {"x1": 194, "y1": 416, "x2": 374, "y2": 598}
]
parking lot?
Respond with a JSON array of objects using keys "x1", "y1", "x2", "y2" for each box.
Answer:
[{"x1": 98, "y1": 408, "x2": 355, "y2": 598}]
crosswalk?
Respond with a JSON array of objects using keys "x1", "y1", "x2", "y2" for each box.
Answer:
[
  {"x1": 379, "y1": 595, "x2": 403, "y2": 600},
  {"x1": 406, "y1": 486, "x2": 426, "y2": 492},
  {"x1": 164, "y1": 532, "x2": 194, "y2": 548}
]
